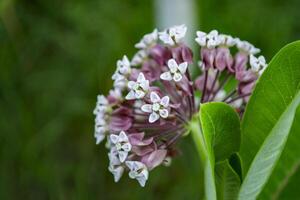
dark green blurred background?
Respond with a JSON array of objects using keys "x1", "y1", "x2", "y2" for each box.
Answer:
[{"x1": 0, "y1": 0, "x2": 299, "y2": 199}]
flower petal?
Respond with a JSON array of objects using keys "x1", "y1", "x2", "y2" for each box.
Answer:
[
  {"x1": 122, "y1": 143, "x2": 132, "y2": 152},
  {"x1": 141, "y1": 104, "x2": 152, "y2": 113},
  {"x1": 110, "y1": 134, "x2": 119, "y2": 144},
  {"x1": 135, "y1": 90, "x2": 145, "y2": 99},
  {"x1": 118, "y1": 151, "x2": 128, "y2": 162},
  {"x1": 160, "y1": 72, "x2": 172, "y2": 81},
  {"x1": 119, "y1": 131, "x2": 128, "y2": 142},
  {"x1": 150, "y1": 92, "x2": 160, "y2": 103},
  {"x1": 159, "y1": 109, "x2": 169, "y2": 118},
  {"x1": 149, "y1": 112, "x2": 159, "y2": 123},
  {"x1": 178, "y1": 62, "x2": 188, "y2": 74},
  {"x1": 139, "y1": 80, "x2": 149, "y2": 91},
  {"x1": 127, "y1": 81, "x2": 137, "y2": 89},
  {"x1": 125, "y1": 90, "x2": 136, "y2": 100},
  {"x1": 109, "y1": 165, "x2": 124, "y2": 182},
  {"x1": 160, "y1": 96, "x2": 170, "y2": 107},
  {"x1": 137, "y1": 72, "x2": 146, "y2": 83},
  {"x1": 167, "y1": 59, "x2": 178, "y2": 73}
]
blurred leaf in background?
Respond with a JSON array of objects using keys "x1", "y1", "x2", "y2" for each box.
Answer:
[{"x1": 0, "y1": 0, "x2": 299, "y2": 199}]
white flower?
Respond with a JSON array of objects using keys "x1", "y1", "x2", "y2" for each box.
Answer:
[
  {"x1": 159, "y1": 24, "x2": 187, "y2": 46},
  {"x1": 126, "y1": 161, "x2": 149, "y2": 187},
  {"x1": 93, "y1": 95, "x2": 108, "y2": 115},
  {"x1": 218, "y1": 34, "x2": 236, "y2": 47},
  {"x1": 236, "y1": 39, "x2": 260, "y2": 55},
  {"x1": 112, "y1": 55, "x2": 131, "y2": 90},
  {"x1": 250, "y1": 54, "x2": 267, "y2": 72},
  {"x1": 141, "y1": 92, "x2": 170, "y2": 123},
  {"x1": 93, "y1": 95, "x2": 109, "y2": 144},
  {"x1": 108, "y1": 149, "x2": 124, "y2": 182},
  {"x1": 195, "y1": 30, "x2": 220, "y2": 48},
  {"x1": 126, "y1": 73, "x2": 149, "y2": 100},
  {"x1": 110, "y1": 131, "x2": 132, "y2": 162},
  {"x1": 160, "y1": 59, "x2": 188, "y2": 82},
  {"x1": 131, "y1": 50, "x2": 147, "y2": 66},
  {"x1": 109, "y1": 88, "x2": 122, "y2": 100},
  {"x1": 116, "y1": 55, "x2": 131, "y2": 75},
  {"x1": 135, "y1": 29, "x2": 158, "y2": 49},
  {"x1": 94, "y1": 125, "x2": 106, "y2": 144}
]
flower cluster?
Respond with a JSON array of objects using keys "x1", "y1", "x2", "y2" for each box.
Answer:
[{"x1": 93, "y1": 25, "x2": 267, "y2": 186}]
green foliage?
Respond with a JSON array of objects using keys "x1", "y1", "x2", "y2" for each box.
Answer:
[
  {"x1": 190, "y1": 102, "x2": 241, "y2": 200},
  {"x1": 239, "y1": 41, "x2": 300, "y2": 200}
]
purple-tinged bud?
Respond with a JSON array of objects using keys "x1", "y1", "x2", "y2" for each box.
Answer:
[
  {"x1": 201, "y1": 47, "x2": 216, "y2": 70},
  {"x1": 149, "y1": 44, "x2": 172, "y2": 66},
  {"x1": 238, "y1": 81, "x2": 256, "y2": 102},
  {"x1": 141, "y1": 60, "x2": 162, "y2": 82},
  {"x1": 109, "y1": 107, "x2": 133, "y2": 132},
  {"x1": 195, "y1": 72, "x2": 219, "y2": 92},
  {"x1": 234, "y1": 52, "x2": 249, "y2": 80},
  {"x1": 215, "y1": 47, "x2": 233, "y2": 71},
  {"x1": 171, "y1": 45, "x2": 193, "y2": 64},
  {"x1": 141, "y1": 149, "x2": 167, "y2": 170}
]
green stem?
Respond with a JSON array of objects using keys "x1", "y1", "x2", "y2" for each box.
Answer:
[
  {"x1": 189, "y1": 115, "x2": 207, "y2": 164},
  {"x1": 189, "y1": 114, "x2": 217, "y2": 200}
]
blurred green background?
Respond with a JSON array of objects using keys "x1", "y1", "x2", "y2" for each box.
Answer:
[{"x1": 0, "y1": 0, "x2": 299, "y2": 199}]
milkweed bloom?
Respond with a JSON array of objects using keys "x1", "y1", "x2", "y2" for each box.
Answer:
[{"x1": 93, "y1": 25, "x2": 267, "y2": 186}]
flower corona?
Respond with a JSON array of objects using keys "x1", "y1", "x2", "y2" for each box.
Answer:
[{"x1": 93, "y1": 25, "x2": 267, "y2": 186}]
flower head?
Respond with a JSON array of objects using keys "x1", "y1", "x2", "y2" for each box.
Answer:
[
  {"x1": 93, "y1": 25, "x2": 267, "y2": 187},
  {"x1": 159, "y1": 24, "x2": 187, "y2": 46},
  {"x1": 110, "y1": 131, "x2": 132, "y2": 162},
  {"x1": 141, "y1": 92, "x2": 170, "y2": 123},
  {"x1": 126, "y1": 73, "x2": 149, "y2": 100},
  {"x1": 126, "y1": 161, "x2": 149, "y2": 187},
  {"x1": 160, "y1": 59, "x2": 188, "y2": 82}
]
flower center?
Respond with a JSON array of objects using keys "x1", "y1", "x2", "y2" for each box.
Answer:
[{"x1": 152, "y1": 103, "x2": 160, "y2": 112}]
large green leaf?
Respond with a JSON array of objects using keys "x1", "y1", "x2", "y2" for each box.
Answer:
[
  {"x1": 239, "y1": 41, "x2": 300, "y2": 200},
  {"x1": 215, "y1": 160, "x2": 241, "y2": 200},
  {"x1": 258, "y1": 105, "x2": 300, "y2": 199},
  {"x1": 190, "y1": 102, "x2": 241, "y2": 200}
]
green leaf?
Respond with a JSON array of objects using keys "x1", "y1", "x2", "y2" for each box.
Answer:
[
  {"x1": 238, "y1": 41, "x2": 300, "y2": 200},
  {"x1": 201, "y1": 102, "x2": 241, "y2": 162},
  {"x1": 190, "y1": 102, "x2": 241, "y2": 200},
  {"x1": 215, "y1": 160, "x2": 241, "y2": 200},
  {"x1": 258, "y1": 105, "x2": 300, "y2": 199}
]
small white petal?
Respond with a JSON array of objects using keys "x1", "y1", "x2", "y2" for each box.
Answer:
[
  {"x1": 167, "y1": 59, "x2": 178, "y2": 73},
  {"x1": 173, "y1": 72, "x2": 183, "y2": 82},
  {"x1": 141, "y1": 104, "x2": 153, "y2": 113},
  {"x1": 137, "y1": 177, "x2": 147, "y2": 187},
  {"x1": 150, "y1": 92, "x2": 161, "y2": 103},
  {"x1": 149, "y1": 112, "x2": 160, "y2": 123},
  {"x1": 178, "y1": 62, "x2": 188, "y2": 74},
  {"x1": 122, "y1": 143, "x2": 132, "y2": 152},
  {"x1": 109, "y1": 166, "x2": 124, "y2": 182},
  {"x1": 118, "y1": 151, "x2": 128, "y2": 162},
  {"x1": 125, "y1": 90, "x2": 136, "y2": 100},
  {"x1": 160, "y1": 72, "x2": 173, "y2": 81},
  {"x1": 160, "y1": 96, "x2": 170, "y2": 107},
  {"x1": 127, "y1": 81, "x2": 137, "y2": 89},
  {"x1": 119, "y1": 131, "x2": 128, "y2": 142},
  {"x1": 137, "y1": 73, "x2": 146, "y2": 83},
  {"x1": 110, "y1": 134, "x2": 119, "y2": 144},
  {"x1": 135, "y1": 90, "x2": 146, "y2": 99},
  {"x1": 125, "y1": 161, "x2": 136, "y2": 171},
  {"x1": 159, "y1": 109, "x2": 169, "y2": 118},
  {"x1": 95, "y1": 133, "x2": 105, "y2": 144},
  {"x1": 139, "y1": 80, "x2": 149, "y2": 91}
]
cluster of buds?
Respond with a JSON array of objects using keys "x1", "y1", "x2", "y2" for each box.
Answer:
[{"x1": 93, "y1": 25, "x2": 267, "y2": 187}]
